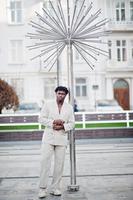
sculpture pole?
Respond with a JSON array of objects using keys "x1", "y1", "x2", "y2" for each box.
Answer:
[{"x1": 67, "y1": 40, "x2": 79, "y2": 191}]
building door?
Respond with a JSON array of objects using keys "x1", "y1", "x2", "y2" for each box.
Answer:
[{"x1": 114, "y1": 79, "x2": 130, "y2": 110}]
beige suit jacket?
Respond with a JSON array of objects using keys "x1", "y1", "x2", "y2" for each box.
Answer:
[{"x1": 39, "y1": 100, "x2": 75, "y2": 146}]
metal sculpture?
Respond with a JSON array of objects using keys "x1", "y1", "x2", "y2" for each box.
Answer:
[{"x1": 27, "y1": 0, "x2": 109, "y2": 191}]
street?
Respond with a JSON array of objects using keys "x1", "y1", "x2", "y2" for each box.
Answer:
[{"x1": 0, "y1": 138, "x2": 133, "y2": 200}]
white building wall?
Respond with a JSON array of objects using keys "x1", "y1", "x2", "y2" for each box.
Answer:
[
  {"x1": 0, "y1": 0, "x2": 133, "y2": 111},
  {"x1": 131, "y1": 79, "x2": 133, "y2": 110},
  {"x1": 106, "y1": 78, "x2": 114, "y2": 99}
]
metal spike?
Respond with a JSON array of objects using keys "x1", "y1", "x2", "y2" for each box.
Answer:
[
  {"x1": 71, "y1": 0, "x2": 86, "y2": 34},
  {"x1": 73, "y1": 44, "x2": 94, "y2": 70}
]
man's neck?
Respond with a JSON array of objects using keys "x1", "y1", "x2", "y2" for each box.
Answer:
[{"x1": 57, "y1": 100, "x2": 64, "y2": 106}]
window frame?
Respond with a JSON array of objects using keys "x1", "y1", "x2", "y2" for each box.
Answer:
[
  {"x1": 130, "y1": 1, "x2": 133, "y2": 21},
  {"x1": 75, "y1": 78, "x2": 87, "y2": 97},
  {"x1": 7, "y1": 0, "x2": 23, "y2": 24},
  {"x1": 108, "y1": 40, "x2": 112, "y2": 60},
  {"x1": 130, "y1": 40, "x2": 133, "y2": 59},
  {"x1": 8, "y1": 39, "x2": 24, "y2": 64},
  {"x1": 115, "y1": 1, "x2": 126, "y2": 21},
  {"x1": 116, "y1": 40, "x2": 127, "y2": 62}
]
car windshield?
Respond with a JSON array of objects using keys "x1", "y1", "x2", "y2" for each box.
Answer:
[
  {"x1": 19, "y1": 103, "x2": 39, "y2": 110},
  {"x1": 97, "y1": 100, "x2": 118, "y2": 107}
]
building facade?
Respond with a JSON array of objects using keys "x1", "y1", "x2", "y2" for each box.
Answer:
[{"x1": 0, "y1": 0, "x2": 133, "y2": 111}]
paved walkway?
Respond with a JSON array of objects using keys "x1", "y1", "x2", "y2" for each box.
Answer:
[{"x1": 0, "y1": 138, "x2": 133, "y2": 200}]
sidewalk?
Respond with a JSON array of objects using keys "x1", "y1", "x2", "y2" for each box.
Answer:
[{"x1": 0, "y1": 138, "x2": 133, "y2": 200}]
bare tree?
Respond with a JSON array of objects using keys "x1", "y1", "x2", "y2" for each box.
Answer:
[{"x1": 0, "y1": 79, "x2": 19, "y2": 114}]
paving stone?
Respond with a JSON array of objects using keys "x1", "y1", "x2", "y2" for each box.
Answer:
[{"x1": 0, "y1": 139, "x2": 133, "y2": 200}]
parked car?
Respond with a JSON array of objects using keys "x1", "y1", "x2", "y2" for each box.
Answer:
[
  {"x1": 96, "y1": 99, "x2": 123, "y2": 112},
  {"x1": 15, "y1": 102, "x2": 40, "y2": 114}
]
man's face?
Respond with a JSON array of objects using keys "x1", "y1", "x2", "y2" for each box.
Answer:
[{"x1": 56, "y1": 90, "x2": 67, "y2": 102}]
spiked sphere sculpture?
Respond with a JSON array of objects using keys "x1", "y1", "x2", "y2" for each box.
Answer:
[
  {"x1": 27, "y1": 0, "x2": 109, "y2": 71},
  {"x1": 27, "y1": 0, "x2": 109, "y2": 190}
]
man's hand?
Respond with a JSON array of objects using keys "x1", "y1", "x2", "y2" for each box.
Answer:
[
  {"x1": 53, "y1": 119, "x2": 64, "y2": 125},
  {"x1": 53, "y1": 119, "x2": 65, "y2": 130}
]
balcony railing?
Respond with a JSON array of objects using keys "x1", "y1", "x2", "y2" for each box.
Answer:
[
  {"x1": 107, "y1": 60, "x2": 133, "y2": 70},
  {"x1": 108, "y1": 19, "x2": 133, "y2": 31}
]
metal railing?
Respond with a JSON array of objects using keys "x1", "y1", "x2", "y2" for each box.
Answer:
[
  {"x1": 75, "y1": 110, "x2": 133, "y2": 129},
  {"x1": 0, "y1": 110, "x2": 133, "y2": 132}
]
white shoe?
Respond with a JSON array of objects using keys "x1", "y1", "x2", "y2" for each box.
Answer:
[
  {"x1": 38, "y1": 188, "x2": 47, "y2": 198},
  {"x1": 50, "y1": 189, "x2": 62, "y2": 196}
]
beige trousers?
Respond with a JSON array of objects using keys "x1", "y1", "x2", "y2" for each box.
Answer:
[{"x1": 39, "y1": 143, "x2": 66, "y2": 190}]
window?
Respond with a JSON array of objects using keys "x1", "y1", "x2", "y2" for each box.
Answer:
[
  {"x1": 11, "y1": 78, "x2": 24, "y2": 101},
  {"x1": 130, "y1": 1, "x2": 133, "y2": 21},
  {"x1": 8, "y1": 0, "x2": 23, "y2": 24},
  {"x1": 116, "y1": 1, "x2": 125, "y2": 21},
  {"x1": 76, "y1": 78, "x2": 87, "y2": 97},
  {"x1": 9, "y1": 40, "x2": 23, "y2": 63},
  {"x1": 114, "y1": 79, "x2": 129, "y2": 89},
  {"x1": 44, "y1": 78, "x2": 56, "y2": 99},
  {"x1": 131, "y1": 40, "x2": 133, "y2": 59},
  {"x1": 116, "y1": 40, "x2": 127, "y2": 61},
  {"x1": 108, "y1": 40, "x2": 112, "y2": 60}
]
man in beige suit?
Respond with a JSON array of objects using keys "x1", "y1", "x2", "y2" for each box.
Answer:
[{"x1": 38, "y1": 86, "x2": 75, "y2": 198}]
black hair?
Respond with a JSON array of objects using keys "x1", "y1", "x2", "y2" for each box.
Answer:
[{"x1": 55, "y1": 86, "x2": 69, "y2": 95}]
